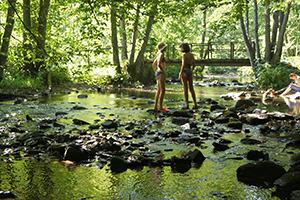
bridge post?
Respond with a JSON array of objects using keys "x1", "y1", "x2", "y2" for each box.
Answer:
[
  {"x1": 166, "y1": 44, "x2": 170, "y2": 60},
  {"x1": 207, "y1": 42, "x2": 212, "y2": 59},
  {"x1": 230, "y1": 42, "x2": 234, "y2": 59},
  {"x1": 172, "y1": 44, "x2": 175, "y2": 60}
]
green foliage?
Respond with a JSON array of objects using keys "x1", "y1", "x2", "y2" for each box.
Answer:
[
  {"x1": 50, "y1": 67, "x2": 72, "y2": 86},
  {"x1": 237, "y1": 67, "x2": 253, "y2": 76},
  {"x1": 256, "y1": 62, "x2": 298, "y2": 90},
  {"x1": 0, "y1": 70, "x2": 46, "y2": 90},
  {"x1": 194, "y1": 66, "x2": 205, "y2": 77},
  {"x1": 96, "y1": 73, "x2": 131, "y2": 87},
  {"x1": 69, "y1": 64, "x2": 95, "y2": 84},
  {"x1": 165, "y1": 65, "x2": 181, "y2": 79},
  {"x1": 0, "y1": 66, "x2": 72, "y2": 90}
]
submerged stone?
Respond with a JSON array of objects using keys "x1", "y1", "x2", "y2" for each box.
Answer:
[
  {"x1": 102, "y1": 120, "x2": 118, "y2": 129},
  {"x1": 73, "y1": 118, "x2": 90, "y2": 125},
  {"x1": 212, "y1": 142, "x2": 230, "y2": 151},
  {"x1": 245, "y1": 150, "x2": 269, "y2": 161},
  {"x1": 110, "y1": 157, "x2": 128, "y2": 173},
  {"x1": 237, "y1": 160, "x2": 286, "y2": 188},
  {"x1": 77, "y1": 94, "x2": 88, "y2": 98}
]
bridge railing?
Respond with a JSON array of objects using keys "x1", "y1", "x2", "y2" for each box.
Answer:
[{"x1": 144, "y1": 41, "x2": 249, "y2": 60}]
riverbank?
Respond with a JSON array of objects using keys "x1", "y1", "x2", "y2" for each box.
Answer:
[{"x1": 0, "y1": 75, "x2": 254, "y2": 96}]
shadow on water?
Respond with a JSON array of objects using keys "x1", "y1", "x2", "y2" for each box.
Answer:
[{"x1": 0, "y1": 76, "x2": 298, "y2": 200}]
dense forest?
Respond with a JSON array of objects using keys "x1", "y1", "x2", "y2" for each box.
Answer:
[{"x1": 0, "y1": 0, "x2": 299, "y2": 91}]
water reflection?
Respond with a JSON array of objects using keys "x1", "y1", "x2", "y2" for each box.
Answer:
[
  {"x1": 262, "y1": 92, "x2": 300, "y2": 114},
  {"x1": 280, "y1": 95, "x2": 300, "y2": 114}
]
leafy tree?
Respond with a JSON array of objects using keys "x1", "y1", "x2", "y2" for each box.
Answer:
[{"x1": 0, "y1": 0, "x2": 17, "y2": 83}]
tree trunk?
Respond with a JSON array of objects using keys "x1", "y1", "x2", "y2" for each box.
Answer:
[
  {"x1": 36, "y1": 0, "x2": 50, "y2": 71},
  {"x1": 264, "y1": 0, "x2": 271, "y2": 62},
  {"x1": 253, "y1": 0, "x2": 261, "y2": 59},
  {"x1": 198, "y1": 9, "x2": 207, "y2": 77},
  {"x1": 0, "y1": 0, "x2": 17, "y2": 83},
  {"x1": 200, "y1": 9, "x2": 206, "y2": 59},
  {"x1": 129, "y1": 4, "x2": 140, "y2": 66},
  {"x1": 133, "y1": 5, "x2": 156, "y2": 82},
  {"x1": 271, "y1": 1, "x2": 291, "y2": 65},
  {"x1": 119, "y1": 17, "x2": 128, "y2": 60},
  {"x1": 240, "y1": 17, "x2": 255, "y2": 74},
  {"x1": 271, "y1": 10, "x2": 279, "y2": 60},
  {"x1": 245, "y1": 10, "x2": 250, "y2": 41},
  {"x1": 23, "y1": 0, "x2": 34, "y2": 73},
  {"x1": 111, "y1": 7, "x2": 121, "y2": 73}
]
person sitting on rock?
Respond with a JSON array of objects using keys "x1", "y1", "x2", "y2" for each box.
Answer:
[{"x1": 280, "y1": 73, "x2": 300, "y2": 96}]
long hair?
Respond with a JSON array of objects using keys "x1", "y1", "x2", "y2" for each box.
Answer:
[{"x1": 179, "y1": 43, "x2": 190, "y2": 53}]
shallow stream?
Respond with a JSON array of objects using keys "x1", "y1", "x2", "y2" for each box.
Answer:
[{"x1": 0, "y1": 77, "x2": 299, "y2": 200}]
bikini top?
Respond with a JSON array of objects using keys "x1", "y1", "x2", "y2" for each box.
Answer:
[{"x1": 157, "y1": 56, "x2": 166, "y2": 72}]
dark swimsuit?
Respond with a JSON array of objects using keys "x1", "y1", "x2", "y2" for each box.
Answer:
[
  {"x1": 183, "y1": 63, "x2": 193, "y2": 76},
  {"x1": 155, "y1": 57, "x2": 166, "y2": 78}
]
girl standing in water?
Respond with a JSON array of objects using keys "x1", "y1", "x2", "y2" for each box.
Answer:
[
  {"x1": 178, "y1": 42, "x2": 197, "y2": 109},
  {"x1": 153, "y1": 42, "x2": 169, "y2": 112}
]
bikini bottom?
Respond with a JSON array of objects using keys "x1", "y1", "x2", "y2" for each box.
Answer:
[
  {"x1": 183, "y1": 70, "x2": 193, "y2": 76},
  {"x1": 155, "y1": 71, "x2": 164, "y2": 78}
]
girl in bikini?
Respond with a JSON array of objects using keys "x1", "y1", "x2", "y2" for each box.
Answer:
[
  {"x1": 178, "y1": 42, "x2": 197, "y2": 109},
  {"x1": 153, "y1": 42, "x2": 169, "y2": 112}
]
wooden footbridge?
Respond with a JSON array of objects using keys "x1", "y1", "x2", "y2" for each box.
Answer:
[{"x1": 144, "y1": 41, "x2": 252, "y2": 66}]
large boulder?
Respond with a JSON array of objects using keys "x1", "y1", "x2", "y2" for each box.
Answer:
[
  {"x1": 64, "y1": 144, "x2": 86, "y2": 162},
  {"x1": 184, "y1": 149, "x2": 206, "y2": 165},
  {"x1": 227, "y1": 120, "x2": 243, "y2": 129},
  {"x1": 240, "y1": 113, "x2": 270, "y2": 125},
  {"x1": 273, "y1": 171, "x2": 300, "y2": 199},
  {"x1": 245, "y1": 150, "x2": 269, "y2": 161},
  {"x1": 170, "y1": 156, "x2": 191, "y2": 173},
  {"x1": 110, "y1": 157, "x2": 128, "y2": 173},
  {"x1": 237, "y1": 160, "x2": 286, "y2": 188},
  {"x1": 288, "y1": 153, "x2": 300, "y2": 172}
]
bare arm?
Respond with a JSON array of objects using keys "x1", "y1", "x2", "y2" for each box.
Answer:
[
  {"x1": 178, "y1": 54, "x2": 185, "y2": 79},
  {"x1": 192, "y1": 54, "x2": 195, "y2": 71},
  {"x1": 153, "y1": 58, "x2": 157, "y2": 72},
  {"x1": 157, "y1": 53, "x2": 164, "y2": 72}
]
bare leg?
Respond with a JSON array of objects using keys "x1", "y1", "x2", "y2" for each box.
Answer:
[
  {"x1": 187, "y1": 75, "x2": 197, "y2": 106},
  {"x1": 280, "y1": 85, "x2": 291, "y2": 96},
  {"x1": 159, "y1": 77, "x2": 166, "y2": 109},
  {"x1": 154, "y1": 79, "x2": 161, "y2": 108},
  {"x1": 181, "y1": 73, "x2": 189, "y2": 106}
]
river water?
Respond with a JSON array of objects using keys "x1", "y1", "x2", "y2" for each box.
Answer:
[{"x1": 0, "y1": 77, "x2": 299, "y2": 200}]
